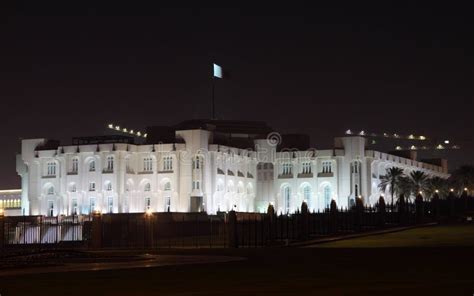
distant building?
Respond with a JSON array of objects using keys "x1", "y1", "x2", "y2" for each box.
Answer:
[
  {"x1": 16, "y1": 120, "x2": 449, "y2": 216},
  {"x1": 0, "y1": 189, "x2": 22, "y2": 216}
]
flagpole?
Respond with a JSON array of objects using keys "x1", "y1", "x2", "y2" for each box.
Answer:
[{"x1": 211, "y1": 76, "x2": 215, "y2": 120}]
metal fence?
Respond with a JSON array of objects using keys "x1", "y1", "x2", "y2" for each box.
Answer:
[{"x1": 1, "y1": 194, "x2": 473, "y2": 250}]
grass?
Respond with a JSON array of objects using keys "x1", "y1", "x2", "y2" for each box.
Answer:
[
  {"x1": 1, "y1": 224, "x2": 474, "y2": 295},
  {"x1": 313, "y1": 224, "x2": 474, "y2": 248}
]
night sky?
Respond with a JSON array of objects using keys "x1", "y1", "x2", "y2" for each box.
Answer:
[{"x1": 0, "y1": 2, "x2": 472, "y2": 188}]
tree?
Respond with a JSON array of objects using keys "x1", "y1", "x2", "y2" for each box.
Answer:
[
  {"x1": 408, "y1": 171, "x2": 430, "y2": 200},
  {"x1": 427, "y1": 176, "x2": 449, "y2": 198},
  {"x1": 397, "y1": 176, "x2": 413, "y2": 200},
  {"x1": 379, "y1": 167, "x2": 404, "y2": 206},
  {"x1": 449, "y1": 165, "x2": 474, "y2": 192}
]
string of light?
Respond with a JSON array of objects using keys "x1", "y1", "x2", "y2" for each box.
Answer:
[{"x1": 107, "y1": 123, "x2": 147, "y2": 138}]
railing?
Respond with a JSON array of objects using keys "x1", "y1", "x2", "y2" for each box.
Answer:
[{"x1": 1, "y1": 194, "x2": 473, "y2": 250}]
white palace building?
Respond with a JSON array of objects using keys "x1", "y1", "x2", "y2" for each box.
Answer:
[{"x1": 16, "y1": 120, "x2": 449, "y2": 216}]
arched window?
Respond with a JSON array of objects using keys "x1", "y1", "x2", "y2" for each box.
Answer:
[
  {"x1": 47, "y1": 186, "x2": 54, "y2": 195},
  {"x1": 164, "y1": 182, "x2": 171, "y2": 191},
  {"x1": 303, "y1": 185, "x2": 311, "y2": 204},
  {"x1": 105, "y1": 182, "x2": 112, "y2": 191},
  {"x1": 106, "y1": 156, "x2": 114, "y2": 171},
  {"x1": 143, "y1": 157, "x2": 153, "y2": 172},
  {"x1": 144, "y1": 183, "x2": 151, "y2": 192},
  {"x1": 323, "y1": 185, "x2": 331, "y2": 208},
  {"x1": 72, "y1": 158, "x2": 79, "y2": 173},
  {"x1": 89, "y1": 160, "x2": 96, "y2": 172},
  {"x1": 283, "y1": 186, "x2": 291, "y2": 213}
]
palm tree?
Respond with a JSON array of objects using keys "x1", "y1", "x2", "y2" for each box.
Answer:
[
  {"x1": 378, "y1": 167, "x2": 404, "y2": 206},
  {"x1": 397, "y1": 176, "x2": 413, "y2": 200},
  {"x1": 427, "y1": 176, "x2": 449, "y2": 198},
  {"x1": 449, "y1": 165, "x2": 474, "y2": 192},
  {"x1": 408, "y1": 171, "x2": 430, "y2": 200}
]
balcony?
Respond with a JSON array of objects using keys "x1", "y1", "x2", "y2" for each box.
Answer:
[
  {"x1": 278, "y1": 173, "x2": 293, "y2": 179},
  {"x1": 102, "y1": 169, "x2": 114, "y2": 174},
  {"x1": 67, "y1": 171, "x2": 78, "y2": 176},
  {"x1": 42, "y1": 175, "x2": 56, "y2": 179},
  {"x1": 158, "y1": 170, "x2": 174, "y2": 174},
  {"x1": 138, "y1": 170, "x2": 154, "y2": 175},
  {"x1": 297, "y1": 173, "x2": 313, "y2": 178},
  {"x1": 317, "y1": 172, "x2": 334, "y2": 178}
]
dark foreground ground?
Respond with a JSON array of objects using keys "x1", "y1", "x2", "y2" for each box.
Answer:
[{"x1": 1, "y1": 224, "x2": 474, "y2": 295}]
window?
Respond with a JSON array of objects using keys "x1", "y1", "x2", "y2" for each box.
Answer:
[
  {"x1": 302, "y1": 162, "x2": 312, "y2": 174},
  {"x1": 89, "y1": 182, "x2": 96, "y2": 191},
  {"x1": 144, "y1": 183, "x2": 151, "y2": 192},
  {"x1": 193, "y1": 156, "x2": 201, "y2": 169},
  {"x1": 192, "y1": 181, "x2": 200, "y2": 190},
  {"x1": 89, "y1": 160, "x2": 96, "y2": 172},
  {"x1": 47, "y1": 186, "x2": 54, "y2": 195},
  {"x1": 217, "y1": 182, "x2": 224, "y2": 191},
  {"x1": 351, "y1": 162, "x2": 360, "y2": 174},
  {"x1": 145, "y1": 197, "x2": 151, "y2": 210},
  {"x1": 284, "y1": 186, "x2": 291, "y2": 213},
  {"x1": 282, "y1": 163, "x2": 292, "y2": 175},
  {"x1": 72, "y1": 199, "x2": 78, "y2": 215},
  {"x1": 322, "y1": 161, "x2": 332, "y2": 174},
  {"x1": 165, "y1": 196, "x2": 171, "y2": 212},
  {"x1": 163, "y1": 156, "x2": 173, "y2": 171},
  {"x1": 89, "y1": 198, "x2": 96, "y2": 213},
  {"x1": 105, "y1": 182, "x2": 112, "y2": 191},
  {"x1": 303, "y1": 185, "x2": 311, "y2": 204},
  {"x1": 106, "y1": 156, "x2": 114, "y2": 171},
  {"x1": 143, "y1": 157, "x2": 153, "y2": 172},
  {"x1": 70, "y1": 183, "x2": 77, "y2": 193},
  {"x1": 107, "y1": 197, "x2": 113, "y2": 213},
  {"x1": 48, "y1": 200, "x2": 54, "y2": 217},
  {"x1": 47, "y1": 162, "x2": 56, "y2": 176},
  {"x1": 72, "y1": 158, "x2": 78, "y2": 173},
  {"x1": 164, "y1": 182, "x2": 171, "y2": 191},
  {"x1": 324, "y1": 185, "x2": 331, "y2": 208}
]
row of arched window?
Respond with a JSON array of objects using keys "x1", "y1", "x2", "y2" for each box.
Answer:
[{"x1": 281, "y1": 184, "x2": 332, "y2": 213}]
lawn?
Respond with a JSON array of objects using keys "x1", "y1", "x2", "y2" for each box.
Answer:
[
  {"x1": 1, "y1": 224, "x2": 474, "y2": 296},
  {"x1": 312, "y1": 224, "x2": 474, "y2": 248}
]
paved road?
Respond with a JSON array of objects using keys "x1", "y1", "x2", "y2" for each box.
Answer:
[{"x1": 0, "y1": 254, "x2": 243, "y2": 276}]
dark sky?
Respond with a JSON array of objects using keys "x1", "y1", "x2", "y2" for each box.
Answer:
[{"x1": 0, "y1": 2, "x2": 472, "y2": 188}]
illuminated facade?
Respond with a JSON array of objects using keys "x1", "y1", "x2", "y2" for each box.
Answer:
[
  {"x1": 0, "y1": 189, "x2": 22, "y2": 216},
  {"x1": 16, "y1": 120, "x2": 449, "y2": 216}
]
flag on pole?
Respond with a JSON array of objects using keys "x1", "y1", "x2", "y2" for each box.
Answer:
[{"x1": 213, "y1": 63, "x2": 223, "y2": 78}]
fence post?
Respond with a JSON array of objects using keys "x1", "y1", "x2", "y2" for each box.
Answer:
[
  {"x1": 91, "y1": 211, "x2": 102, "y2": 249},
  {"x1": 377, "y1": 196, "x2": 386, "y2": 228},
  {"x1": 415, "y1": 194, "x2": 424, "y2": 224},
  {"x1": 0, "y1": 213, "x2": 4, "y2": 249},
  {"x1": 329, "y1": 200, "x2": 338, "y2": 234},
  {"x1": 227, "y1": 210, "x2": 238, "y2": 248},
  {"x1": 354, "y1": 197, "x2": 364, "y2": 232},
  {"x1": 299, "y1": 201, "x2": 309, "y2": 240},
  {"x1": 447, "y1": 191, "x2": 456, "y2": 221},
  {"x1": 398, "y1": 194, "x2": 407, "y2": 225}
]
